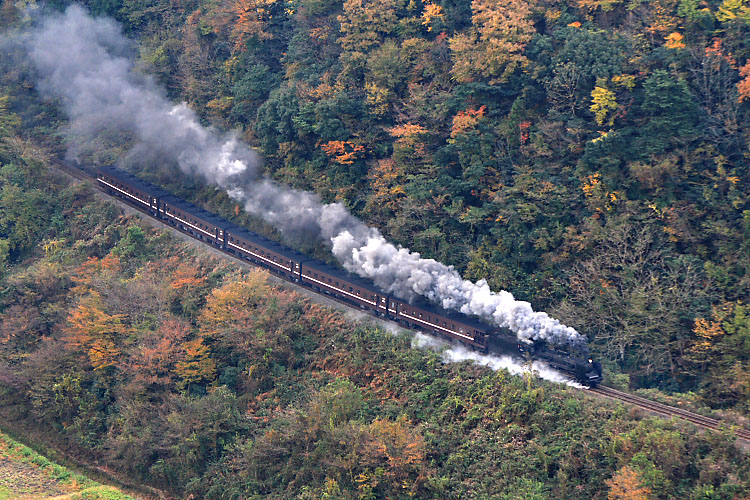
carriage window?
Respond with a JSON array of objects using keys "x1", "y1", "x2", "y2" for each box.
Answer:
[
  {"x1": 335, "y1": 281, "x2": 339, "y2": 287},
  {"x1": 419, "y1": 313, "x2": 423, "y2": 319}
]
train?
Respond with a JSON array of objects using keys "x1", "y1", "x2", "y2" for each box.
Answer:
[{"x1": 95, "y1": 166, "x2": 603, "y2": 387}]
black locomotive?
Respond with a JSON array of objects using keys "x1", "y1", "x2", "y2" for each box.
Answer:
[{"x1": 95, "y1": 166, "x2": 603, "y2": 386}]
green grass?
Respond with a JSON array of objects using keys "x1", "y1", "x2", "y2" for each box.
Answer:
[{"x1": 0, "y1": 430, "x2": 136, "y2": 500}]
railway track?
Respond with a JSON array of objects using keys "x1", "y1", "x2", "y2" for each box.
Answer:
[
  {"x1": 55, "y1": 161, "x2": 750, "y2": 445},
  {"x1": 590, "y1": 385, "x2": 750, "y2": 442}
]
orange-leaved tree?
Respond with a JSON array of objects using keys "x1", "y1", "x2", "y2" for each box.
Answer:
[
  {"x1": 450, "y1": 106, "x2": 487, "y2": 137},
  {"x1": 174, "y1": 337, "x2": 216, "y2": 391},
  {"x1": 606, "y1": 466, "x2": 653, "y2": 500},
  {"x1": 65, "y1": 292, "x2": 128, "y2": 371},
  {"x1": 738, "y1": 60, "x2": 750, "y2": 102},
  {"x1": 230, "y1": 0, "x2": 278, "y2": 51},
  {"x1": 320, "y1": 140, "x2": 366, "y2": 165},
  {"x1": 126, "y1": 317, "x2": 192, "y2": 393},
  {"x1": 361, "y1": 415, "x2": 432, "y2": 495}
]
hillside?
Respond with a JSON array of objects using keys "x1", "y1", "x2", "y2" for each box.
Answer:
[
  {"x1": 0, "y1": 0, "x2": 749, "y2": 498},
  {"x1": 0, "y1": 130, "x2": 745, "y2": 498},
  {"x1": 2, "y1": 0, "x2": 745, "y2": 402}
]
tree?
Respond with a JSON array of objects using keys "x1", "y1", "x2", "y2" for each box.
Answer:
[
  {"x1": 738, "y1": 60, "x2": 750, "y2": 102},
  {"x1": 450, "y1": 106, "x2": 487, "y2": 137},
  {"x1": 607, "y1": 466, "x2": 653, "y2": 500},
  {"x1": 546, "y1": 62, "x2": 583, "y2": 116},
  {"x1": 198, "y1": 271, "x2": 271, "y2": 339},
  {"x1": 254, "y1": 85, "x2": 300, "y2": 154},
  {"x1": 449, "y1": 0, "x2": 535, "y2": 84},
  {"x1": 125, "y1": 317, "x2": 192, "y2": 394},
  {"x1": 337, "y1": 0, "x2": 402, "y2": 53},
  {"x1": 591, "y1": 85, "x2": 618, "y2": 125},
  {"x1": 320, "y1": 140, "x2": 365, "y2": 165},
  {"x1": 64, "y1": 292, "x2": 129, "y2": 371},
  {"x1": 0, "y1": 184, "x2": 50, "y2": 263},
  {"x1": 111, "y1": 225, "x2": 150, "y2": 260},
  {"x1": 640, "y1": 70, "x2": 700, "y2": 154},
  {"x1": 716, "y1": 0, "x2": 750, "y2": 23},
  {"x1": 554, "y1": 222, "x2": 714, "y2": 381},
  {"x1": 230, "y1": 64, "x2": 280, "y2": 123},
  {"x1": 174, "y1": 337, "x2": 217, "y2": 391},
  {"x1": 231, "y1": 0, "x2": 279, "y2": 50},
  {"x1": 362, "y1": 415, "x2": 429, "y2": 491},
  {"x1": 551, "y1": 29, "x2": 627, "y2": 89}
]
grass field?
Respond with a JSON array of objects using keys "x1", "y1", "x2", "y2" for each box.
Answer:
[{"x1": 0, "y1": 431, "x2": 135, "y2": 500}]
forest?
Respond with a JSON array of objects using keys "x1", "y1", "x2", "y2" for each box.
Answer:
[{"x1": 0, "y1": 0, "x2": 749, "y2": 498}]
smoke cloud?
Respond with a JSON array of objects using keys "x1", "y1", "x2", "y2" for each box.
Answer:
[{"x1": 20, "y1": 5, "x2": 585, "y2": 348}]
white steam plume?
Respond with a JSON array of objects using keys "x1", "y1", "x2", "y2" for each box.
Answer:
[{"x1": 20, "y1": 5, "x2": 584, "y2": 348}]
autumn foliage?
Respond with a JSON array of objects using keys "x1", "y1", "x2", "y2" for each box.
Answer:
[
  {"x1": 1, "y1": 0, "x2": 750, "y2": 497},
  {"x1": 449, "y1": 0, "x2": 535, "y2": 83},
  {"x1": 320, "y1": 140, "x2": 365, "y2": 165},
  {"x1": 738, "y1": 60, "x2": 750, "y2": 103},
  {"x1": 65, "y1": 292, "x2": 128, "y2": 371},
  {"x1": 606, "y1": 466, "x2": 652, "y2": 500},
  {"x1": 450, "y1": 105, "x2": 487, "y2": 137},
  {"x1": 230, "y1": 0, "x2": 277, "y2": 50}
]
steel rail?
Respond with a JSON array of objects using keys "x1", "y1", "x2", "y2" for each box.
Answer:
[{"x1": 590, "y1": 386, "x2": 750, "y2": 441}]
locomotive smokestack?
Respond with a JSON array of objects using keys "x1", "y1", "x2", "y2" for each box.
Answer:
[{"x1": 19, "y1": 5, "x2": 585, "y2": 349}]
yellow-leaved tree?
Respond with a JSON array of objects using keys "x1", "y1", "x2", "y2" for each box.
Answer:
[
  {"x1": 590, "y1": 85, "x2": 618, "y2": 126},
  {"x1": 337, "y1": 0, "x2": 400, "y2": 54},
  {"x1": 449, "y1": 0, "x2": 536, "y2": 84}
]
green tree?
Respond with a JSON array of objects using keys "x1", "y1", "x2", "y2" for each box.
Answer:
[
  {"x1": 640, "y1": 70, "x2": 700, "y2": 154},
  {"x1": 230, "y1": 64, "x2": 280, "y2": 123}
]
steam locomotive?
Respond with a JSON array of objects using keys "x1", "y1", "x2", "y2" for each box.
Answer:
[{"x1": 95, "y1": 166, "x2": 603, "y2": 386}]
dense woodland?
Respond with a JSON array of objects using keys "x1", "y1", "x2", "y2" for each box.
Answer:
[{"x1": 0, "y1": 0, "x2": 750, "y2": 498}]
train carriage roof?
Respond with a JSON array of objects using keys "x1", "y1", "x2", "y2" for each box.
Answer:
[
  {"x1": 227, "y1": 227, "x2": 309, "y2": 263},
  {"x1": 98, "y1": 166, "x2": 234, "y2": 229},
  {"x1": 97, "y1": 165, "x2": 172, "y2": 200},
  {"x1": 301, "y1": 258, "x2": 384, "y2": 295},
  {"x1": 161, "y1": 195, "x2": 232, "y2": 229},
  {"x1": 393, "y1": 296, "x2": 490, "y2": 332}
]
